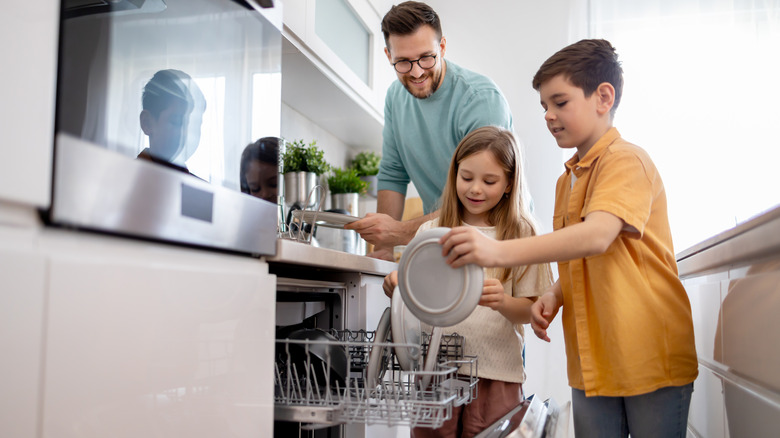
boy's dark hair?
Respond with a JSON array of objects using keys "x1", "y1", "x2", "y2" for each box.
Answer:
[
  {"x1": 142, "y1": 69, "x2": 195, "y2": 119},
  {"x1": 532, "y1": 39, "x2": 624, "y2": 115},
  {"x1": 381, "y1": 1, "x2": 442, "y2": 48}
]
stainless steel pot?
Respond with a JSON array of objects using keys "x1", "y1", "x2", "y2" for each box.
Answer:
[
  {"x1": 283, "y1": 171, "x2": 320, "y2": 209},
  {"x1": 315, "y1": 209, "x2": 366, "y2": 255}
]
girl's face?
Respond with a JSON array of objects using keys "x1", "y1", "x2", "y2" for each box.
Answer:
[
  {"x1": 456, "y1": 150, "x2": 511, "y2": 227},
  {"x1": 245, "y1": 159, "x2": 278, "y2": 203}
]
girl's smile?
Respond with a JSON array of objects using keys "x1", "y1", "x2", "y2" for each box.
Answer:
[{"x1": 456, "y1": 150, "x2": 510, "y2": 227}]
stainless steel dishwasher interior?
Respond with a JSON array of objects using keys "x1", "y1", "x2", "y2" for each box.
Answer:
[{"x1": 274, "y1": 277, "x2": 347, "y2": 438}]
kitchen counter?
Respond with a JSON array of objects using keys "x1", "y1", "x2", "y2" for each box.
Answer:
[
  {"x1": 676, "y1": 204, "x2": 780, "y2": 277},
  {"x1": 265, "y1": 238, "x2": 396, "y2": 276}
]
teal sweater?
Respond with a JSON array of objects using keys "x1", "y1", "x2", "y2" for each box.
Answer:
[{"x1": 377, "y1": 60, "x2": 513, "y2": 214}]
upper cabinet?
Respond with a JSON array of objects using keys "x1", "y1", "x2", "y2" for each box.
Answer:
[{"x1": 281, "y1": 0, "x2": 394, "y2": 151}]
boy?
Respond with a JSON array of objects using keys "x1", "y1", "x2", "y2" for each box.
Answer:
[{"x1": 439, "y1": 39, "x2": 698, "y2": 437}]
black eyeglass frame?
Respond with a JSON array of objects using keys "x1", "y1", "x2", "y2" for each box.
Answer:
[{"x1": 391, "y1": 54, "x2": 438, "y2": 74}]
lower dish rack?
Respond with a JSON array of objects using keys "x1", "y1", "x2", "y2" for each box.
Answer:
[{"x1": 275, "y1": 329, "x2": 478, "y2": 429}]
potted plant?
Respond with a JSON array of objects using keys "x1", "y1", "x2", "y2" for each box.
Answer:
[
  {"x1": 351, "y1": 151, "x2": 381, "y2": 197},
  {"x1": 327, "y1": 167, "x2": 368, "y2": 216},
  {"x1": 281, "y1": 139, "x2": 330, "y2": 208}
]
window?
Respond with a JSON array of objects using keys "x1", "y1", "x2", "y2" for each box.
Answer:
[{"x1": 586, "y1": 0, "x2": 780, "y2": 250}]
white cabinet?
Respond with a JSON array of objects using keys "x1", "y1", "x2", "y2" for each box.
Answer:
[
  {"x1": 281, "y1": 0, "x2": 395, "y2": 151},
  {"x1": 0, "y1": 224, "x2": 278, "y2": 438},
  {"x1": 0, "y1": 231, "x2": 47, "y2": 438},
  {"x1": 0, "y1": 0, "x2": 58, "y2": 207}
]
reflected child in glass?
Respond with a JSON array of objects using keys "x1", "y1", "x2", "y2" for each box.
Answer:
[{"x1": 138, "y1": 69, "x2": 206, "y2": 174}]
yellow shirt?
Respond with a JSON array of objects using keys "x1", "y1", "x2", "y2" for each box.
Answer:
[{"x1": 554, "y1": 128, "x2": 698, "y2": 397}]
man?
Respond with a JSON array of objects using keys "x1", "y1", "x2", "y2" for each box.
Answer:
[{"x1": 345, "y1": 1, "x2": 513, "y2": 260}]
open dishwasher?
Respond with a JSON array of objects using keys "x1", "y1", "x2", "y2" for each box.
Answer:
[{"x1": 274, "y1": 325, "x2": 479, "y2": 430}]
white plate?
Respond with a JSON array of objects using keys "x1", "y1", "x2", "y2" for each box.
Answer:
[
  {"x1": 291, "y1": 210, "x2": 360, "y2": 228},
  {"x1": 391, "y1": 287, "x2": 422, "y2": 371},
  {"x1": 366, "y1": 307, "x2": 391, "y2": 389},
  {"x1": 398, "y1": 227, "x2": 483, "y2": 327},
  {"x1": 418, "y1": 326, "x2": 443, "y2": 391}
]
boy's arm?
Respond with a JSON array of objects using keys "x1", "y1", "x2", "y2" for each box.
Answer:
[{"x1": 441, "y1": 210, "x2": 624, "y2": 269}]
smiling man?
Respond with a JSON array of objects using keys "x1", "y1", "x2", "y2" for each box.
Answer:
[{"x1": 345, "y1": 1, "x2": 513, "y2": 260}]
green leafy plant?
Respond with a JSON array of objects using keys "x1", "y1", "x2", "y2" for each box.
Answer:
[
  {"x1": 351, "y1": 151, "x2": 381, "y2": 177},
  {"x1": 327, "y1": 167, "x2": 368, "y2": 195},
  {"x1": 281, "y1": 139, "x2": 330, "y2": 175}
]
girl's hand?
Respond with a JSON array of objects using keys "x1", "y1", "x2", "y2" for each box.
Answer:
[
  {"x1": 530, "y1": 290, "x2": 561, "y2": 342},
  {"x1": 382, "y1": 271, "x2": 398, "y2": 298},
  {"x1": 478, "y1": 277, "x2": 506, "y2": 311},
  {"x1": 439, "y1": 226, "x2": 501, "y2": 268}
]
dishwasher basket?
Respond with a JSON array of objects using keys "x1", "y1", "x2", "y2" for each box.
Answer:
[{"x1": 274, "y1": 329, "x2": 478, "y2": 428}]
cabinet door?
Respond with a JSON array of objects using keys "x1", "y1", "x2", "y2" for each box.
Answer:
[
  {"x1": 284, "y1": 0, "x2": 389, "y2": 111},
  {"x1": 0, "y1": 1, "x2": 57, "y2": 207},
  {"x1": 42, "y1": 247, "x2": 276, "y2": 438},
  {"x1": 0, "y1": 243, "x2": 47, "y2": 438}
]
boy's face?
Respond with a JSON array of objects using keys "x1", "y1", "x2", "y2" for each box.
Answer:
[
  {"x1": 385, "y1": 25, "x2": 446, "y2": 99},
  {"x1": 539, "y1": 74, "x2": 607, "y2": 157},
  {"x1": 141, "y1": 100, "x2": 203, "y2": 164}
]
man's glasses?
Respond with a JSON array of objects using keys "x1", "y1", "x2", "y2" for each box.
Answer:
[{"x1": 392, "y1": 54, "x2": 438, "y2": 74}]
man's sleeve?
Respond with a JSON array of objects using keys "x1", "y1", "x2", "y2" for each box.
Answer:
[
  {"x1": 457, "y1": 89, "x2": 514, "y2": 137},
  {"x1": 376, "y1": 99, "x2": 410, "y2": 195}
]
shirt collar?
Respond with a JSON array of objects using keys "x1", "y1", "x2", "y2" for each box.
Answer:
[{"x1": 564, "y1": 127, "x2": 621, "y2": 172}]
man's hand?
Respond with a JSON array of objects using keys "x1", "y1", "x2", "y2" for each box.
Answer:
[
  {"x1": 439, "y1": 226, "x2": 502, "y2": 268},
  {"x1": 345, "y1": 212, "x2": 413, "y2": 249}
]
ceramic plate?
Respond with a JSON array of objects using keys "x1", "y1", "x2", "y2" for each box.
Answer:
[
  {"x1": 366, "y1": 307, "x2": 392, "y2": 389},
  {"x1": 291, "y1": 210, "x2": 360, "y2": 228},
  {"x1": 391, "y1": 287, "x2": 422, "y2": 371},
  {"x1": 398, "y1": 227, "x2": 483, "y2": 327},
  {"x1": 418, "y1": 326, "x2": 443, "y2": 391}
]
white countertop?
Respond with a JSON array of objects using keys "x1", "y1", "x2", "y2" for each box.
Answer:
[{"x1": 264, "y1": 238, "x2": 396, "y2": 276}]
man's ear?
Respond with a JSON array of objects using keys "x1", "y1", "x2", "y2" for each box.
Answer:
[
  {"x1": 385, "y1": 47, "x2": 392, "y2": 63},
  {"x1": 139, "y1": 110, "x2": 153, "y2": 135},
  {"x1": 439, "y1": 36, "x2": 447, "y2": 58},
  {"x1": 595, "y1": 82, "x2": 615, "y2": 115}
]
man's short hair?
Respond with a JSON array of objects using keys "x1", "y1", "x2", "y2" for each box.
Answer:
[
  {"x1": 381, "y1": 1, "x2": 442, "y2": 48},
  {"x1": 532, "y1": 39, "x2": 624, "y2": 114}
]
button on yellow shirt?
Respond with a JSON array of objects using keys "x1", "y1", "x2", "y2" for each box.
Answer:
[{"x1": 554, "y1": 128, "x2": 698, "y2": 397}]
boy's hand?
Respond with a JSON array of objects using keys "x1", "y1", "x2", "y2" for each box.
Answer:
[
  {"x1": 383, "y1": 271, "x2": 398, "y2": 298},
  {"x1": 530, "y1": 290, "x2": 561, "y2": 342},
  {"x1": 478, "y1": 278, "x2": 506, "y2": 311},
  {"x1": 439, "y1": 226, "x2": 500, "y2": 268}
]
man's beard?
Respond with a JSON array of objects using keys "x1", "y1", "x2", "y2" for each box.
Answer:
[{"x1": 402, "y1": 69, "x2": 442, "y2": 99}]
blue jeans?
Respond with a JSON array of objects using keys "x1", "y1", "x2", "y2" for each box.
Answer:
[{"x1": 572, "y1": 383, "x2": 693, "y2": 438}]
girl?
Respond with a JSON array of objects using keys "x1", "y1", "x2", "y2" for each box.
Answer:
[{"x1": 384, "y1": 125, "x2": 552, "y2": 438}]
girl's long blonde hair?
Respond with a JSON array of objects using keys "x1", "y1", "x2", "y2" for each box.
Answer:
[{"x1": 438, "y1": 126, "x2": 540, "y2": 283}]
